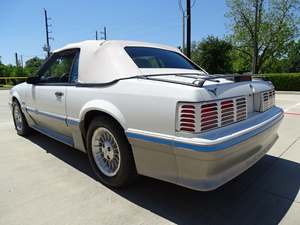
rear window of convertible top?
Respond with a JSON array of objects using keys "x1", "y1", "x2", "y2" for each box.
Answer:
[{"x1": 124, "y1": 46, "x2": 198, "y2": 70}]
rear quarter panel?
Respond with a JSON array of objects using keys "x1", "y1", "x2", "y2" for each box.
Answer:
[{"x1": 66, "y1": 79, "x2": 198, "y2": 136}]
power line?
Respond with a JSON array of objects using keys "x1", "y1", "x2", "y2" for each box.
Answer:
[{"x1": 191, "y1": 0, "x2": 197, "y2": 8}]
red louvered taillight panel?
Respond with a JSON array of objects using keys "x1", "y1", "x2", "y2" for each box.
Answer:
[
  {"x1": 177, "y1": 96, "x2": 248, "y2": 133},
  {"x1": 179, "y1": 104, "x2": 196, "y2": 132},
  {"x1": 221, "y1": 99, "x2": 234, "y2": 126},
  {"x1": 236, "y1": 97, "x2": 247, "y2": 121},
  {"x1": 261, "y1": 89, "x2": 275, "y2": 111},
  {"x1": 201, "y1": 103, "x2": 218, "y2": 131}
]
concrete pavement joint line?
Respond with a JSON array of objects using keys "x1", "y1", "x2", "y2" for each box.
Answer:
[
  {"x1": 252, "y1": 137, "x2": 300, "y2": 202},
  {"x1": 255, "y1": 180, "x2": 300, "y2": 203},
  {"x1": 259, "y1": 189, "x2": 297, "y2": 204},
  {"x1": 284, "y1": 102, "x2": 300, "y2": 112},
  {"x1": 235, "y1": 136, "x2": 300, "y2": 202},
  {"x1": 279, "y1": 136, "x2": 300, "y2": 159}
]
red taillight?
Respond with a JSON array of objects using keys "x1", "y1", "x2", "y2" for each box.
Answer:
[
  {"x1": 221, "y1": 99, "x2": 234, "y2": 126},
  {"x1": 180, "y1": 118, "x2": 195, "y2": 123},
  {"x1": 177, "y1": 97, "x2": 247, "y2": 133},
  {"x1": 179, "y1": 104, "x2": 195, "y2": 132},
  {"x1": 180, "y1": 127, "x2": 195, "y2": 132},
  {"x1": 182, "y1": 105, "x2": 195, "y2": 109},
  {"x1": 201, "y1": 103, "x2": 218, "y2": 131},
  {"x1": 236, "y1": 97, "x2": 247, "y2": 120},
  {"x1": 261, "y1": 89, "x2": 275, "y2": 112}
]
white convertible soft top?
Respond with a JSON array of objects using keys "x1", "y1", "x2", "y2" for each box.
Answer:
[{"x1": 53, "y1": 40, "x2": 200, "y2": 83}]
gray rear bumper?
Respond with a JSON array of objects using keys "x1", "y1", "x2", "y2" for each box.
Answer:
[
  {"x1": 174, "y1": 116, "x2": 281, "y2": 191},
  {"x1": 128, "y1": 107, "x2": 283, "y2": 191}
]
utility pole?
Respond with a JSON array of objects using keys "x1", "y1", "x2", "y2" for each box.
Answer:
[
  {"x1": 100, "y1": 27, "x2": 107, "y2": 40},
  {"x1": 181, "y1": 12, "x2": 186, "y2": 54},
  {"x1": 95, "y1": 31, "x2": 98, "y2": 40},
  {"x1": 179, "y1": 0, "x2": 186, "y2": 54},
  {"x1": 15, "y1": 53, "x2": 19, "y2": 67},
  {"x1": 186, "y1": 0, "x2": 191, "y2": 58},
  {"x1": 20, "y1": 55, "x2": 23, "y2": 68},
  {"x1": 43, "y1": 8, "x2": 53, "y2": 58}
]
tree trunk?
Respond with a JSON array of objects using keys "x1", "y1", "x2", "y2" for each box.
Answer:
[
  {"x1": 252, "y1": 0, "x2": 260, "y2": 74},
  {"x1": 252, "y1": 46, "x2": 259, "y2": 74}
]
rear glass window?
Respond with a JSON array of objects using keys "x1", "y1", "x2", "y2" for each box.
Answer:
[{"x1": 124, "y1": 47, "x2": 198, "y2": 70}]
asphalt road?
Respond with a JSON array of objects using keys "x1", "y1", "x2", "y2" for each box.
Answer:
[{"x1": 1, "y1": 90, "x2": 300, "y2": 225}]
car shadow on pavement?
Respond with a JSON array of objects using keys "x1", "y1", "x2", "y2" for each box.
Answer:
[{"x1": 28, "y1": 133, "x2": 300, "y2": 225}]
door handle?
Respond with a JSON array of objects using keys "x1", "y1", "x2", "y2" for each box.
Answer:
[{"x1": 55, "y1": 92, "x2": 64, "y2": 97}]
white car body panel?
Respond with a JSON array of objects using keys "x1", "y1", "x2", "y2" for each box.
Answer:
[{"x1": 9, "y1": 40, "x2": 283, "y2": 191}]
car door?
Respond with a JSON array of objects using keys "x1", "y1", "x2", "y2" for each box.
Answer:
[{"x1": 28, "y1": 49, "x2": 79, "y2": 138}]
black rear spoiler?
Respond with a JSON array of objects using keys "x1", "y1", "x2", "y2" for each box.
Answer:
[
  {"x1": 144, "y1": 74, "x2": 253, "y2": 87},
  {"x1": 76, "y1": 74, "x2": 254, "y2": 88}
]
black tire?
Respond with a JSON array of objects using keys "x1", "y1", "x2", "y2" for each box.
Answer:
[
  {"x1": 12, "y1": 100, "x2": 32, "y2": 136},
  {"x1": 86, "y1": 116, "x2": 137, "y2": 188}
]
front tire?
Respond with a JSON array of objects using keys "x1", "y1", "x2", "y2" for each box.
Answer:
[
  {"x1": 12, "y1": 100, "x2": 32, "y2": 136},
  {"x1": 86, "y1": 116, "x2": 137, "y2": 188}
]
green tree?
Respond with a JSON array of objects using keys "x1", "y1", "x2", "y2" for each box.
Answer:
[
  {"x1": 24, "y1": 57, "x2": 44, "y2": 75},
  {"x1": 192, "y1": 36, "x2": 233, "y2": 74},
  {"x1": 286, "y1": 40, "x2": 300, "y2": 72},
  {"x1": 259, "y1": 39, "x2": 300, "y2": 73},
  {"x1": 226, "y1": 0, "x2": 300, "y2": 74},
  {"x1": 0, "y1": 61, "x2": 6, "y2": 77},
  {"x1": 0, "y1": 64, "x2": 14, "y2": 77},
  {"x1": 231, "y1": 49, "x2": 251, "y2": 73}
]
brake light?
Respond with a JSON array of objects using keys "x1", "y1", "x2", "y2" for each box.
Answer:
[
  {"x1": 236, "y1": 97, "x2": 247, "y2": 120},
  {"x1": 221, "y1": 99, "x2": 234, "y2": 126},
  {"x1": 177, "y1": 96, "x2": 247, "y2": 133},
  {"x1": 261, "y1": 89, "x2": 275, "y2": 111},
  {"x1": 179, "y1": 104, "x2": 195, "y2": 132},
  {"x1": 201, "y1": 103, "x2": 218, "y2": 131}
]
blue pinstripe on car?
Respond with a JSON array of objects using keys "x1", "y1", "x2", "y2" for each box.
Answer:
[{"x1": 126, "y1": 109, "x2": 283, "y2": 152}]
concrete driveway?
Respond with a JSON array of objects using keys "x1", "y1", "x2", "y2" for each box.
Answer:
[{"x1": 0, "y1": 90, "x2": 300, "y2": 225}]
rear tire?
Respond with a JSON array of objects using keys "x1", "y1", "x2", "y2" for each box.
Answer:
[
  {"x1": 12, "y1": 100, "x2": 32, "y2": 136},
  {"x1": 86, "y1": 116, "x2": 137, "y2": 188}
]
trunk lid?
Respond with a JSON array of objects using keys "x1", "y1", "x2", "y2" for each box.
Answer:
[{"x1": 139, "y1": 70, "x2": 275, "y2": 133}]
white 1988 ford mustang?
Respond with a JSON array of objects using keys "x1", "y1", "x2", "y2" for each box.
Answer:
[{"x1": 9, "y1": 40, "x2": 283, "y2": 191}]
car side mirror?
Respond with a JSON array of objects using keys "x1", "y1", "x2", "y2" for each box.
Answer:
[{"x1": 26, "y1": 76, "x2": 40, "y2": 85}]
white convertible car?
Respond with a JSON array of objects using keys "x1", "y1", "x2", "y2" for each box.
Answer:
[{"x1": 9, "y1": 40, "x2": 283, "y2": 191}]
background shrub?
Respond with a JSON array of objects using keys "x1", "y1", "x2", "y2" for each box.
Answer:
[{"x1": 261, "y1": 73, "x2": 300, "y2": 91}]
